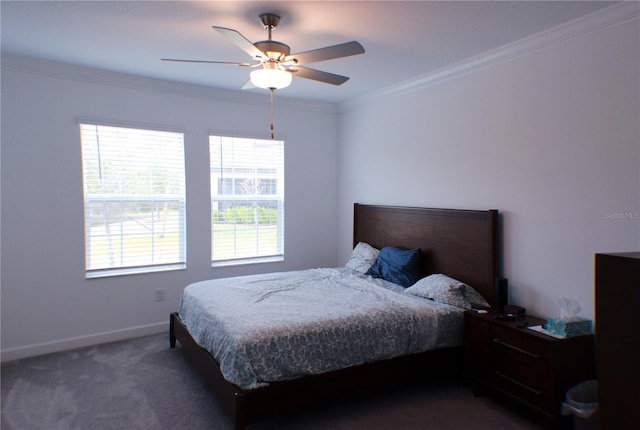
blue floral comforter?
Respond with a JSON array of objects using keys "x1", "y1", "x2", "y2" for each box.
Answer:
[{"x1": 178, "y1": 268, "x2": 463, "y2": 389}]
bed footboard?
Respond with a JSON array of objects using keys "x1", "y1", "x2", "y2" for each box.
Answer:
[
  {"x1": 170, "y1": 312, "x2": 464, "y2": 430},
  {"x1": 170, "y1": 312, "x2": 249, "y2": 430}
]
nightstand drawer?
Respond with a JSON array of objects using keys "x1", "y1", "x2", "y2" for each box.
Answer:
[
  {"x1": 493, "y1": 345, "x2": 549, "y2": 387},
  {"x1": 493, "y1": 367, "x2": 552, "y2": 411},
  {"x1": 492, "y1": 326, "x2": 549, "y2": 360},
  {"x1": 491, "y1": 325, "x2": 551, "y2": 410}
]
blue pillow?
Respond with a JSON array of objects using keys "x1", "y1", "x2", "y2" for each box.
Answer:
[{"x1": 365, "y1": 246, "x2": 422, "y2": 287}]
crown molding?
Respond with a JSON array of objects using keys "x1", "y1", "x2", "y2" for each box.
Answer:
[
  {"x1": 1, "y1": 54, "x2": 338, "y2": 115},
  {"x1": 341, "y1": 1, "x2": 639, "y2": 112}
]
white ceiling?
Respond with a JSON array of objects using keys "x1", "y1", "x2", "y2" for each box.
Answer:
[{"x1": 1, "y1": 1, "x2": 619, "y2": 103}]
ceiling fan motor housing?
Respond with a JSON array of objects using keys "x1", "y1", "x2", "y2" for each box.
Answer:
[{"x1": 254, "y1": 40, "x2": 291, "y2": 61}]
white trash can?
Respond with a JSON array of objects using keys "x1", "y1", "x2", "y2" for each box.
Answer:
[{"x1": 561, "y1": 380, "x2": 598, "y2": 430}]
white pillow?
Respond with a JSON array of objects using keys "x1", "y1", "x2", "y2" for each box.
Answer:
[
  {"x1": 345, "y1": 242, "x2": 379, "y2": 273},
  {"x1": 405, "y1": 274, "x2": 490, "y2": 310}
]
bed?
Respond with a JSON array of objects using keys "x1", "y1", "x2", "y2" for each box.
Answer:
[{"x1": 170, "y1": 203, "x2": 499, "y2": 429}]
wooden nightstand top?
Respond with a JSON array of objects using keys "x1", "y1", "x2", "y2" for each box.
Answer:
[{"x1": 464, "y1": 310, "x2": 579, "y2": 343}]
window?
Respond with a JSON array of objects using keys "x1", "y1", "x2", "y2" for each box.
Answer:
[
  {"x1": 80, "y1": 123, "x2": 186, "y2": 277},
  {"x1": 210, "y1": 135, "x2": 284, "y2": 265}
]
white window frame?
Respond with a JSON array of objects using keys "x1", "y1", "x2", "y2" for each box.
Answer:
[
  {"x1": 209, "y1": 135, "x2": 284, "y2": 267},
  {"x1": 79, "y1": 121, "x2": 187, "y2": 278}
]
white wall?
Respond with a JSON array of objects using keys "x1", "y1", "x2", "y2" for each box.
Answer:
[
  {"x1": 2, "y1": 6, "x2": 638, "y2": 361},
  {"x1": 0, "y1": 56, "x2": 340, "y2": 360},
  {"x1": 337, "y1": 16, "x2": 639, "y2": 321}
]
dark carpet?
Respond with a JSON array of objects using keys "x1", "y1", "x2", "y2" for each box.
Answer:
[{"x1": 1, "y1": 334, "x2": 548, "y2": 429}]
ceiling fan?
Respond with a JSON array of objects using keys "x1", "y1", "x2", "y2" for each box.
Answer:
[{"x1": 162, "y1": 13, "x2": 365, "y2": 90}]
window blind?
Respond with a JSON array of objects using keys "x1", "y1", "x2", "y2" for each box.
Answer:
[
  {"x1": 210, "y1": 135, "x2": 284, "y2": 265},
  {"x1": 80, "y1": 123, "x2": 186, "y2": 277}
]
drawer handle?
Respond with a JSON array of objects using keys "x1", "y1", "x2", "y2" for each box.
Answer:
[
  {"x1": 493, "y1": 338, "x2": 541, "y2": 359},
  {"x1": 495, "y1": 371, "x2": 543, "y2": 396}
]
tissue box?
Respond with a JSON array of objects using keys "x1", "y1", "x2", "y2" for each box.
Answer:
[{"x1": 546, "y1": 317, "x2": 593, "y2": 337}]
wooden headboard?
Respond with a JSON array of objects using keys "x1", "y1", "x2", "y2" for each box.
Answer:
[{"x1": 353, "y1": 203, "x2": 499, "y2": 308}]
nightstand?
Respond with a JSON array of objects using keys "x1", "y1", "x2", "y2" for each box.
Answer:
[{"x1": 464, "y1": 310, "x2": 595, "y2": 428}]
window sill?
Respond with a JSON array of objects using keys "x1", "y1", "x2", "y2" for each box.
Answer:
[
  {"x1": 86, "y1": 263, "x2": 186, "y2": 279},
  {"x1": 211, "y1": 255, "x2": 284, "y2": 268}
]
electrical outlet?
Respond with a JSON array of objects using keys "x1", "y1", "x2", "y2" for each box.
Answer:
[{"x1": 155, "y1": 288, "x2": 166, "y2": 302}]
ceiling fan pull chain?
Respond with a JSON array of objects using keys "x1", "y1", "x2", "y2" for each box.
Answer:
[{"x1": 270, "y1": 88, "x2": 275, "y2": 140}]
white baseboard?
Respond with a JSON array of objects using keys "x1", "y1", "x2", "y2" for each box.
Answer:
[{"x1": 0, "y1": 322, "x2": 168, "y2": 363}]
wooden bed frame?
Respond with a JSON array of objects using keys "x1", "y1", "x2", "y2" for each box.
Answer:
[{"x1": 170, "y1": 203, "x2": 499, "y2": 430}]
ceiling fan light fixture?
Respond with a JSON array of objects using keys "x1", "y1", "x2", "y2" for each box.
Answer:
[{"x1": 250, "y1": 67, "x2": 292, "y2": 89}]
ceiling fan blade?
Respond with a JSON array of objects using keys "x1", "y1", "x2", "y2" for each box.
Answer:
[
  {"x1": 213, "y1": 26, "x2": 267, "y2": 60},
  {"x1": 161, "y1": 58, "x2": 256, "y2": 66},
  {"x1": 290, "y1": 66, "x2": 349, "y2": 86},
  {"x1": 287, "y1": 41, "x2": 365, "y2": 65}
]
